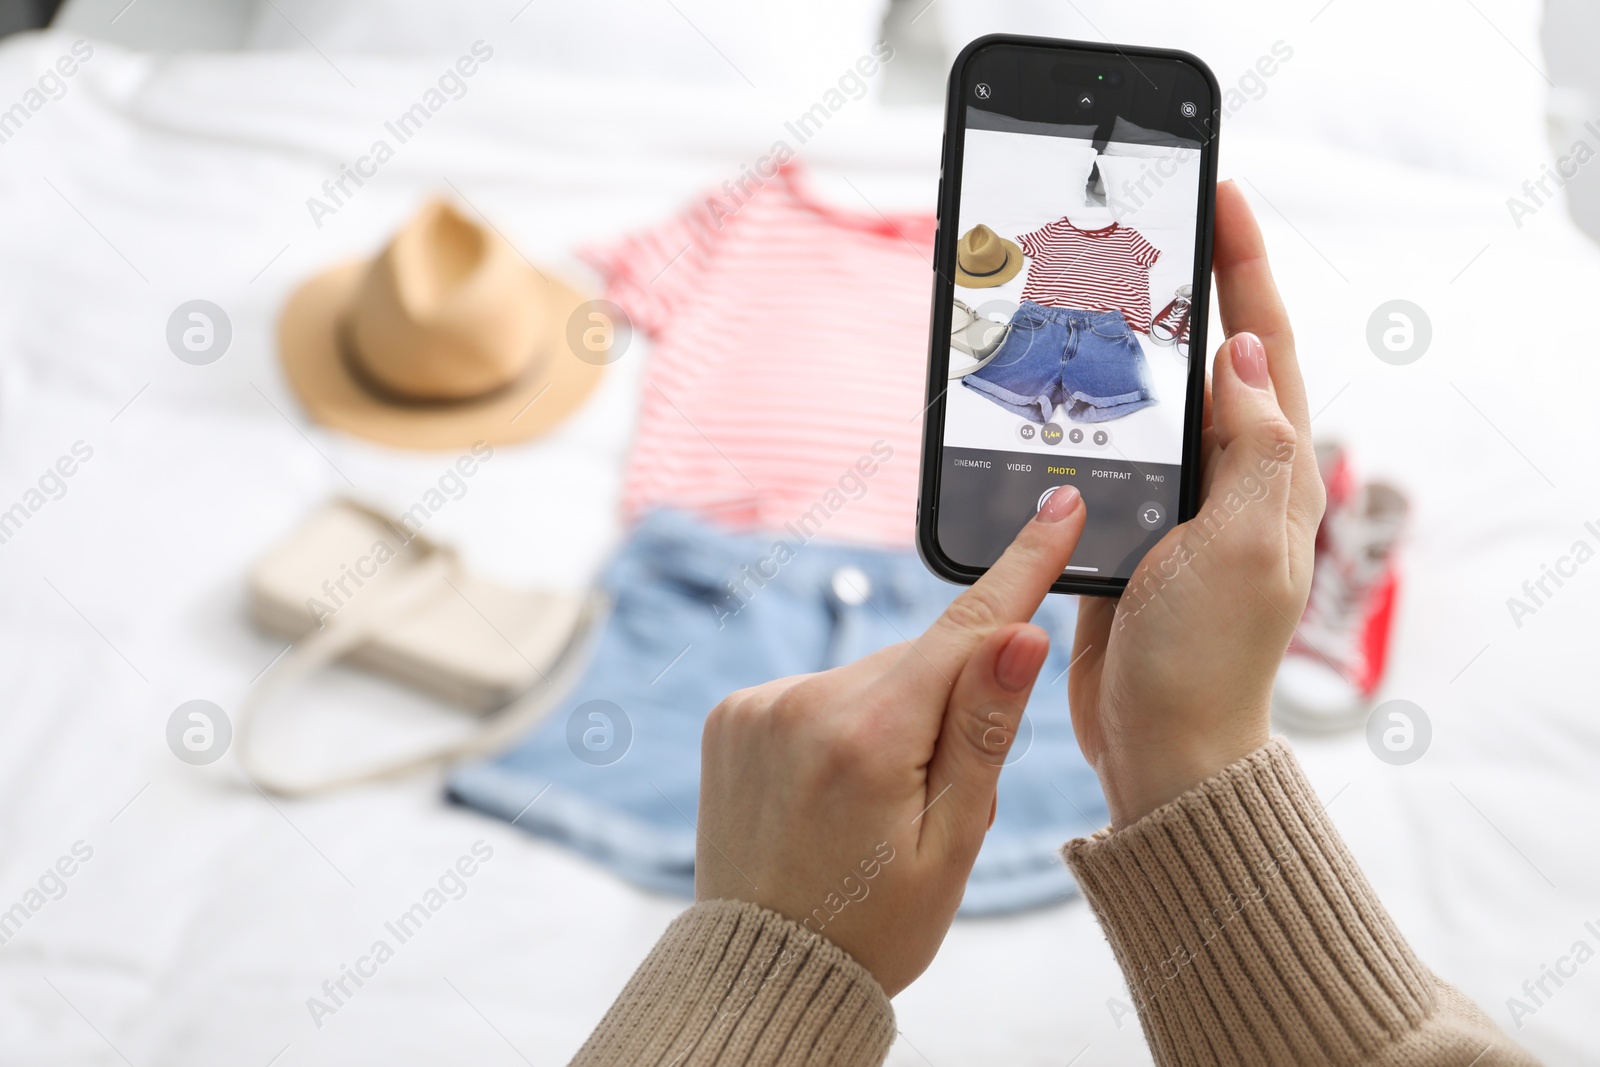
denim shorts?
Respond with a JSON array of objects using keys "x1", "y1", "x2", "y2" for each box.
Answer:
[
  {"x1": 964, "y1": 301, "x2": 1156, "y2": 424},
  {"x1": 448, "y1": 510, "x2": 1107, "y2": 916}
]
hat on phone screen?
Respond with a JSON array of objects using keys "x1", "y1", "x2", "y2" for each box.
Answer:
[
  {"x1": 955, "y1": 224, "x2": 1024, "y2": 288},
  {"x1": 277, "y1": 199, "x2": 607, "y2": 451}
]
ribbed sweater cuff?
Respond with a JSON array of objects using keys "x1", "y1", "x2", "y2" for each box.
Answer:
[
  {"x1": 1063, "y1": 739, "x2": 1440, "y2": 1066},
  {"x1": 571, "y1": 898, "x2": 896, "y2": 1066}
]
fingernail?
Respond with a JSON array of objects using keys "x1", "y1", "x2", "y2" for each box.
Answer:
[
  {"x1": 1036, "y1": 484, "x2": 1081, "y2": 523},
  {"x1": 1232, "y1": 332, "x2": 1270, "y2": 389},
  {"x1": 995, "y1": 628, "x2": 1048, "y2": 693}
]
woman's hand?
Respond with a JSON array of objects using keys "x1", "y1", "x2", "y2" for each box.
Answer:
[
  {"x1": 696, "y1": 487, "x2": 1088, "y2": 997},
  {"x1": 1068, "y1": 180, "x2": 1324, "y2": 829},
  {"x1": 694, "y1": 178, "x2": 1320, "y2": 997}
]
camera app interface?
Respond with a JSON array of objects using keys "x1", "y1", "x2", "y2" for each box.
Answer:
[{"x1": 937, "y1": 47, "x2": 1212, "y2": 581}]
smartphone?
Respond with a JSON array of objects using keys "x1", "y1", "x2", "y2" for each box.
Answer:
[{"x1": 917, "y1": 34, "x2": 1219, "y2": 597}]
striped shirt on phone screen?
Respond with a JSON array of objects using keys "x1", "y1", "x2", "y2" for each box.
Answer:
[{"x1": 1017, "y1": 219, "x2": 1160, "y2": 332}]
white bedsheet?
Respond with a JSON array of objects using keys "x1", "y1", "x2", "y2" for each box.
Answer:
[{"x1": 1, "y1": 30, "x2": 1598, "y2": 1066}]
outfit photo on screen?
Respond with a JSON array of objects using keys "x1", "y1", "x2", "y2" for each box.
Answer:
[
  {"x1": 942, "y1": 118, "x2": 1200, "y2": 466},
  {"x1": 958, "y1": 216, "x2": 1163, "y2": 426}
]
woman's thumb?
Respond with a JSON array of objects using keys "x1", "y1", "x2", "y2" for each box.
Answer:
[
  {"x1": 1208, "y1": 332, "x2": 1299, "y2": 518},
  {"x1": 1212, "y1": 332, "x2": 1297, "y2": 460}
]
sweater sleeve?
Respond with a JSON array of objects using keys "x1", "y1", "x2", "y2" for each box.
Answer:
[
  {"x1": 1063, "y1": 739, "x2": 1538, "y2": 1067},
  {"x1": 570, "y1": 898, "x2": 896, "y2": 1066}
]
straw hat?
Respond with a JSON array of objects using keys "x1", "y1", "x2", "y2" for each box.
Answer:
[
  {"x1": 955, "y1": 223, "x2": 1024, "y2": 288},
  {"x1": 278, "y1": 199, "x2": 607, "y2": 450}
]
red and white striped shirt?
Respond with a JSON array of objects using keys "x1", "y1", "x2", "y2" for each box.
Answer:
[
  {"x1": 1017, "y1": 219, "x2": 1160, "y2": 332},
  {"x1": 583, "y1": 166, "x2": 935, "y2": 547}
]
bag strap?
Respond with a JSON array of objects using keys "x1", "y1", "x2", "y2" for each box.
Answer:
[
  {"x1": 948, "y1": 319, "x2": 1012, "y2": 379},
  {"x1": 235, "y1": 550, "x2": 602, "y2": 796},
  {"x1": 949, "y1": 339, "x2": 1008, "y2": 379}
]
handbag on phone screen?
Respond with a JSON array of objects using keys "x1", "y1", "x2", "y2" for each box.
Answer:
[{"x1": 949, "y1": 298, "x2": 1012, "y2": 378}]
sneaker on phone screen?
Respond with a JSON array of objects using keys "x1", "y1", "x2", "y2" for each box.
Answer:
[{"x1": 1272, "y1": 445, "x2": 1409, "y2": 733}]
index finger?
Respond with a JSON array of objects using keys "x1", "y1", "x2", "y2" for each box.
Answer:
[{"x1": 887, "y1": 488, "x2": 1086, "y2": 701}]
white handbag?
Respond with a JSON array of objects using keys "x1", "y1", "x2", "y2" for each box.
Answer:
[
  {"x1": 949, "y1": 299, "x2": 1012, "y2": 378},
  {"x1": 238, "y1": 498, "x2": 604, "y2": 795}
]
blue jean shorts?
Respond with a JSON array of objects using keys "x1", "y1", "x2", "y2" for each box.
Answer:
[
  {"x1": 447, "y1": 510, "x2": 1107, "y2": 916},
  {"x1": 964, "y1": 301, "x2": 1156, "y2": 424}
]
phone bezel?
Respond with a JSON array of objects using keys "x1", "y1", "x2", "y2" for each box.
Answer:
[{"x1": 915, "y1": 33, "x2": 1221, "y2": 598}]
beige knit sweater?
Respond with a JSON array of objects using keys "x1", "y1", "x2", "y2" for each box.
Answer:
[{"x1": 572, "y1": 741, "x2": 1535, "y2": 1065}]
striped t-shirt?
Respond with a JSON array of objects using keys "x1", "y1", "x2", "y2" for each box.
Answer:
[
  {"x1": 1017, "y1": 219, "x2": 1160, "y2": 332},
  {"x1": 583, "y1": 165, "x2": 935, "y2": 547}
]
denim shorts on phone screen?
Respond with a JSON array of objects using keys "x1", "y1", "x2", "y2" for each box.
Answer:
[{"x1": 964, "y1": 301, "x2": 1156, "y2": 424}]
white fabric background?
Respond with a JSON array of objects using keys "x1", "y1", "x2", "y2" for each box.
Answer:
[{"x1": 244, "y1": 0, "x2": 892, "y2": 104}]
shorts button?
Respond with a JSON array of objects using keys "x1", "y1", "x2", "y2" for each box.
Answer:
[{"x1": 831, "y1": 566, "x2": 871, "y2": 605}]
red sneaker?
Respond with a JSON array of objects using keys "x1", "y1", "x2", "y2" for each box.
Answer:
[
  {"x1": 1272, "y1": 445, "x2": 1409, "y2": 732},
  {"x1": 1149, "y1": 284, "x2": 1191, "y2": 352}
]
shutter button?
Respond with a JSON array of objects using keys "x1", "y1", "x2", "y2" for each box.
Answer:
[{"x1": 831, "y1": 566, "x2": 871, "y2": 606}]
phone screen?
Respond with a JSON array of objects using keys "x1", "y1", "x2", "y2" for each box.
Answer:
[{"x1": 920, "y1": 38, "x2": 1218, "y2": 594}]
